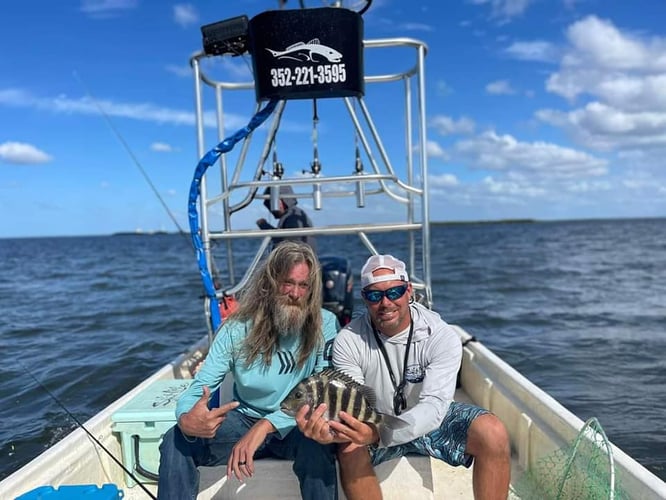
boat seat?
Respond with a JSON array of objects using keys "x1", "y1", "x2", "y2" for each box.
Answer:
[{"x1": 197, "y1": 454, "x2": 453, "y2": 499}]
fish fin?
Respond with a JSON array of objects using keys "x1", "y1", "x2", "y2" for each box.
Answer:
[
  {"x1": 285, "y1": 41, "x2": 306, "y2": 50},
  {"x1": 357, "y1": 384, "x2": 378, "y2": 408},
  {"x1": 318, "y1": 368, "x2": 377, "y2": 403},
  {"x1": 320, "y1": 368, "x2": 366, "y2": 388},
  {"x1": 307, "y1": 38, "x2": 321, "y2": 45}
]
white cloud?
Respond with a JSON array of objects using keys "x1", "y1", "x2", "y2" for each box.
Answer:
[
  {"x1": 151, "y1": 142, "x2": 175, "y2": 153},
  {"x1": 567, "y1": 180, "x2": 611, "y2": 193},
  {"x1": 400, "y1": 22, "x2": 434, "y2": 32},
  {"x1": 173, "y1": 4, "x2": 198, "y2": 28},
  {"x1": 430, "y1": 115, "x2": 476, "y2": 135},
  {"x1": 195, "y1": 57, "x2": 254, "y2": 83},
  {"x1": 454, "y1": 130, "x2": 608, "y2": 178},
  {"x1": 486, "y1": 80, "x2": 515, "y2": 95},
  {"x1": 426, "y1": 140, "x2": 449, "y2": 160},
  {"x1": 504, "y1": 41, "x2": 558, "y2": 63},
  {"x1": 536, "y1": 15, "x2": 666, "y2": 153},
  {"x1": 218, "y1": 58, "x2": 254, "y2": 80},
  {"x1": 430, "y1": 173, "x2": 459, "y2": 187},
  {"x1": 546, "y1": 16, "x2": 666, "y2": 101},
  {"x1": 564, "y1": 16, "x2": 666, "y2": 72},
  {"x1": 165, "y1": 64, "x2": 193, "y2": 78},
  {"x1": 80, "y1": 0, "x2": 137, "y2": 16},
  {"x1": 0, "y1": 87, "x2": 248, "y2": 130},
  {"x1": 482, "y1": 176, "x2": 546, "y2": 197},
  {"x1": 471, "y1": 0, "x2": 534, "y2": 22},
  {"x1": 0, "y1": 142, "x2": 52, "y2": 165},
  {"x1": 537, "y1": 103, "x2": 666, "y2": 150}
]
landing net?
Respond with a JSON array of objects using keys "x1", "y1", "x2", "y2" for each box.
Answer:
[{"x1": 512, "y1": 417, "x2": 629, "y2": 500}]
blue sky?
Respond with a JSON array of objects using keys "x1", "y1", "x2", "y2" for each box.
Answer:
[{"x1": 2, "y1": 0, "x2": 666, "y2": 237}]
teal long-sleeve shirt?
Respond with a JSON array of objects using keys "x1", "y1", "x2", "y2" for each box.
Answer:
[{"x1": 176, "y1": 309, "x2": 339, "y2": 438}]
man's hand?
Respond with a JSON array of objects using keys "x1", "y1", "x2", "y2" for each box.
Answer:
[
  {"x1": 328, "y1": 410, "x2": 380, "y2": 446},
  {"x1": 256, "y1": 218, "x2": 267, "y2": 227},
  {"x1": 296, "y1": 404, "x2": 351, "y2": 444},
  {"x1": 227, "y1": 418, "x2": 275, "y2": 482},
  {"x1": 178, "y1": 386, "x2": 239, "y2": 438}
]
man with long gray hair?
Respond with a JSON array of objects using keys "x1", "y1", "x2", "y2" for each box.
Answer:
[{"x1": 158, "y1": 241, "x2": 339, "y2": 500}]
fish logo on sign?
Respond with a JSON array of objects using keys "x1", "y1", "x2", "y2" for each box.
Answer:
[{"x1": 266, "y1": 39, "x2": 342, "y2": 63}]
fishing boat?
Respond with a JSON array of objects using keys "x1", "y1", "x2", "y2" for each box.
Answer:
[{"x1": 2, "y1": 2, "x2": 665, "y2": 499}]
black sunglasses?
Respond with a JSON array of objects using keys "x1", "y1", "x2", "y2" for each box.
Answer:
[{"x1": 362, "y1": 284, "x2": 408, "y2": 304}]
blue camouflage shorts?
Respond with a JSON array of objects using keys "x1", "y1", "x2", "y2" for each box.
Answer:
[{"x1": 369, "y1": 401, "x2": 489, "y2": 468}]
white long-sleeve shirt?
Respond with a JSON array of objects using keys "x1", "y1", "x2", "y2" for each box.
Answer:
[{"x1": 332, "y1": 302, "x2": 462, "y2": 447}]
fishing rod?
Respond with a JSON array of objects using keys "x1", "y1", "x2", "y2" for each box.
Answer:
[
  {"x1": 18, "y1": 360, "x2": 158, "y2": 499},
  {"x1": 73, "y1": 71, "x2": 189, "y2": 241}
]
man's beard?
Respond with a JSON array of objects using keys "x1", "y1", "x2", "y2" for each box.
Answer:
[{"x1": 273, "y1": 297, "x2": 307, "y2": 336}]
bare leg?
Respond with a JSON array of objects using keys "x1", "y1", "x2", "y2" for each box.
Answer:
[
  {"x1": 337, "y1": 442, "x2": 382, "y2": 500},
  {"x1": 465, "y1": 414, "x2": 511, "y2": 500}
]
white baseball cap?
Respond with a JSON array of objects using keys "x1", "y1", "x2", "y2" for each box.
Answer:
[{"x1": 360, "y1": 254, "x2": 409, "y2": 289}]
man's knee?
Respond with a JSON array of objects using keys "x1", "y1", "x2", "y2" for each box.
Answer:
[
  {"x1": 294, "y1": 440, "x2": 337, "y2": 474},
  {"x1": 337, "y1": 443, "x2": 372, "y2": 471},
  {"x1": 160, "y1": 426, "x2": 177, "y2": 455},
  {"x1": 467, "y1": 414, "x2": 510, "y2": 458}
]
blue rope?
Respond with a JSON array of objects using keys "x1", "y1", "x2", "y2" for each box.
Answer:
[{"x1": 188, "y1": 98, "x2": 279, "y2": 331}]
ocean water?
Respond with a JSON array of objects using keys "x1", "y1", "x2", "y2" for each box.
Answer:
[{"x1": 1, "y1": 219, "x2": 665, "y2": 482}]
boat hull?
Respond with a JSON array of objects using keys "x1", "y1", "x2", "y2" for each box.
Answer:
[{"x1": 2, "y1": 328, "x2": 664, "y2": 499}]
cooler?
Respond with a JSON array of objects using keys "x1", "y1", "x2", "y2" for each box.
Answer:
[
  {"x1": 15, "y1": 484, "x2": 122, "y2": 499},
  {"x1": 111, "y1": 379, "x2": 192, "y2": 487}
]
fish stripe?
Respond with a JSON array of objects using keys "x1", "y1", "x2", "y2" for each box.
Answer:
[
  {"x1": 351, "y1": 390, "x2": 363, "y2": 419},
  {"x1": 339, "y1": 383, "x2": 351, "y2": 416},
  {"x1": 328, "y1": 383, "x2": 339, "y2": 420},
  {"x1": 316, "y1": 378, "x2": 325, "y2": 406}
]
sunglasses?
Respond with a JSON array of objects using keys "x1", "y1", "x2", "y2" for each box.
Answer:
[{"x1": 362, "y1": 284, "x2": 408, "y2": 304}]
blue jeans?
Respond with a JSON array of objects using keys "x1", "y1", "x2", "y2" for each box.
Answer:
[{"x1": 157, "y1": 410, "x2": 338, "y2": 500}]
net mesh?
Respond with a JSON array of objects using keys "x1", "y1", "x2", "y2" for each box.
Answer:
[{"x1": 512, "y1": 417, "x2": 629, "y2": 500}]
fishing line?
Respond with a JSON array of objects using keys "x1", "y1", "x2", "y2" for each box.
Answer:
[
  {"x1": 73, "y1": 72, "x2": 230, "y2": 292},
  {"x1": 17, "y1": 360, "x2": 158, "y2": 500},
  {"x1": 73, "y1": 71, "x2": 189, "y2": 240}
]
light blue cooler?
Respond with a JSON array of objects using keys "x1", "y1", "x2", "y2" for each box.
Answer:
[
  {"x1": 111, "y1": 379, "x2": 192, "y2": 487},
  {"x1": 15, "y1": 484, "x2": 122, "y2": 499}
]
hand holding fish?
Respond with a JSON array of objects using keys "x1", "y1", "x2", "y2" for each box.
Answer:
[
  {"x1": 329, "y1": 411, "x2": 380, "y2": 446},
  {"x1": 178, "y1": 386, "x2": 240, "y2": 439},
  {"x1": 296, "y1": 403, "x2": 351, "y2": 444}
]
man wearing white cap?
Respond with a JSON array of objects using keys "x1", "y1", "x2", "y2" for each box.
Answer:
[{"x1": 297, "y1": 254, "x2": 511, "y2": 500}]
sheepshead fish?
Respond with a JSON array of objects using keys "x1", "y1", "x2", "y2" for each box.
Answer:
[{"x1": 281, "y1": 368, "x2": 403, "y2": 427}]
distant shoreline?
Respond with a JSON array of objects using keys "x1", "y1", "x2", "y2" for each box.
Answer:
[
  {"x1": 431, "y1": 218, "x2": 536, "y2": 226},
  {"x1": 2, "y1": 216, "x2": 664, "y2": 240},
  {"x1": 111, "y1": 230, "x2": 171, "y2": 236}
]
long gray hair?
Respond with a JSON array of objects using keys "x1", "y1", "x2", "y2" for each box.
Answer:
[{"x1": 230, "y1": 241, "x2": 323, "y2": 369}]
